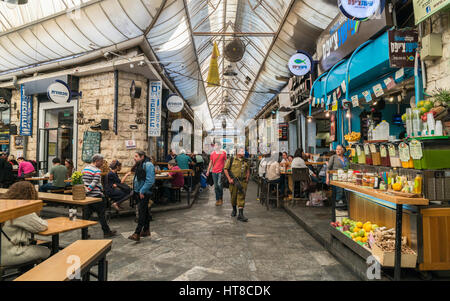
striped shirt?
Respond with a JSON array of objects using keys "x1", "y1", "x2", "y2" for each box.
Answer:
[{"x1": 82, "y1": 164, "x2": 103, "y2": 197}]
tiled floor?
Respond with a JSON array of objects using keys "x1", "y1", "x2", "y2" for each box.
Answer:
[{"x1": 50, "y1": 182, "x2": 358, "y2": 281}]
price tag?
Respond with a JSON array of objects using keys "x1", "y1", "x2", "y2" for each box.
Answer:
[
  {"x1": 388, "y1": 144, "x2": 396, "y2": 157},
  {"x1": 380, "y1": 145, "x2": 387, "y2": 157},
  {"x1": 387, "y1": 144, "x2": 396, "y2": 157},
  {"x1": 369, "y1": 144, "x2": 376, "y2": 153},
  {"x1": 395, "y1": 68, "x2": 404, "y2": 80},
  {"x1": 364, "y1": 144, "x2": 370, "y2": 155},
  {"x1": 351, "y1": 95, "x2": 359, "y2": 107},
  {"x1": 409, "y1": 139, "x2": 423, "y2": 160},
  {"x1": 362, "y1": 90, "x2": 372, "y2": 102},
  {"x1": 383, "y1": 77, "x2": 396, "y2": 90},
  {"x1": 373, "y1": 83, "x2": 384, "y2": 97},
  {"x1": 341, "y1": 80, "x2": 347, "y2": 93},
  {"x1": 398, "y1": 142, "x2": 411, "y2": 162}
]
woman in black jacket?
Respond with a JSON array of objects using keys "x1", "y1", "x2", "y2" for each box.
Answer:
[{"x1": 105, "y1": 160, "x2": 132, "y2": 211}]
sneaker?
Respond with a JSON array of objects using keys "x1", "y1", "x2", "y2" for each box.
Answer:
[
  {"x1": 103, "y1": 230, "x2": 117, "y2": 238},
  {"x1": 112, "y1": 203, "x2": 121, "y2": 211},
  {"x1": 215, "y1": 199, "x2": 223, "y2": 206}
]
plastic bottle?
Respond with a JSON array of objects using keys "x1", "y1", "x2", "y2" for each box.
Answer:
[
  {"x1": 422, "y1": 122, "x2": 428, "y2": 137},
  {"x1": 412, "y1": 109, "x2": 421, "y2": 137},
  {"x1": 377, "y1": 120, "x2": 390, "y2": 141},
  {"x1": 406, "y1": 108, "x2": 413, "y2": 138},
  {"x1": 414, "y1": 174, "x2": 423, "y2": 194},
  {"x1": 435, "y1": 120, "x2": 443, "y2": 136},
  {"x1": 427, "y1": 113, "x2": 435, "y2": 136}
]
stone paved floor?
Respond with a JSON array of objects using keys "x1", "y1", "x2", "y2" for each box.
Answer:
[{"x1": 47, "y1": 182, "x2": 358, "y2": 281}]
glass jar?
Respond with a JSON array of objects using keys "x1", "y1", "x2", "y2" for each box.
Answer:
[
  {"x1": 388, "y1": 142, "x2": 402, "y2": 167},
  {"x1": 356, "y1": 173, "x2": 363, "y2": 186},
  {"x1": 356, "y1": 143, "x2": 366, "y2": 164},
  {"x1": 380, "y1": 143, "x2": 390, "y2": 167},
  {"x1": 364, "y1": 143, "x2": 373, "y2": 165},
  {"x1": 371, "y1": 143, "x2": 381, "y2": 166}
]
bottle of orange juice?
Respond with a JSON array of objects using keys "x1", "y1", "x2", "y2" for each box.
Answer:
[{"x1": 414, "y1": 175, "x2": 423, "y2": 194}]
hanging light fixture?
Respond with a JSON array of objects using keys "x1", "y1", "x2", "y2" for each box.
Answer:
[
  {"x1": 346, "y1": 110, "x2": 351, "y2": 118},
  {"x1": 325, "y1": 111, "x2": 330, "y2": 118},
  {"x1": 1, "y1": 0, "x2": 28, "y2": 4}
]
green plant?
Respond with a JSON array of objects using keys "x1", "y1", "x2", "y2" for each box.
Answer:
[
  {"x1": 433, "y1": 89, "x2": 450, "y2": 104},
  {"x1": 71, "y1": 171, "x2": 84, "y2": 185}
]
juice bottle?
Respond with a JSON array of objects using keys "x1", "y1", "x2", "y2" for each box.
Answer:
[{"x1": 414, "y1": 175, "x2": 423, "y2": 194}]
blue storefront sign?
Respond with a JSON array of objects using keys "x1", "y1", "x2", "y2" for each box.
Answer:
[
  {"x1": 20, "y1": 84, "x2": 33, "y2": 136},
  {"x1": 148, "y1": 81, "x2": 162, "y2": 137}
]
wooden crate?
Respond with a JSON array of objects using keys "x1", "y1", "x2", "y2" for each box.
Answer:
[{"x1": 419, "y1": 208, "x2": 450, "y2": 271}]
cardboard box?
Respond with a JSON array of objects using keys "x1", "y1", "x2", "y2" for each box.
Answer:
[{"x1": 371, "y1": 243, "x2": 417, "y2": 268}]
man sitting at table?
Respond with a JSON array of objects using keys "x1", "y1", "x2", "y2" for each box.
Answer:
[
  {"x1": 17, "y1": 157, "x2": 36, "y2": 179},
  {"x1": 162, "y1": 160, "x2": 184, "y2": 203},
  {"x1": 82, "y1": 154, "x2": 117, "y2": 238},
  {"x1": 0, "y1": 182, "x2": 50, "y2": 269},
  {"x1": 39, "y1": 158, "x2": 67, "y2": 193}
]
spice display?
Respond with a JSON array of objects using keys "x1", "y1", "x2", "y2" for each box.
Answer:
[
  {"x1": 380, "y1": 143, "x2": 390, "y2": 167},
  {"x1": 364, "y1": 143, "x2": 372, "y2": 165},
  {"x1": 371, "y1": 143, "x2": 381, "y2": 166}
]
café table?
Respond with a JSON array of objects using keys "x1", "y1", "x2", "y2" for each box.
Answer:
[{"x1": 36, "y1": 217, "x2": 98, "y2": 254}]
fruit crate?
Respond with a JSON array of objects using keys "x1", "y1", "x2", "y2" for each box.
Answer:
[{"x1": 329, "y1": 225, "x2": 372, "y2": 260}]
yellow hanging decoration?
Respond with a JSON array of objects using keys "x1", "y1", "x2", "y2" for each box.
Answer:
[{"x1": 207, "y1": 42, "x2": 220, "y2": 87}]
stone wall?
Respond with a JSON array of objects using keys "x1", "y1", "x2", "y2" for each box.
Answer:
[
  {"x1": 423, "y1": 11, "x2": 450, "y2": 94},
  {"x1": 77, "y1": 71, "x2": 149, "y2": 171}
]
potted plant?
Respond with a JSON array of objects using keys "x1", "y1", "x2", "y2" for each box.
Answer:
[{"x1": 71, "y1": 171, "x2": 86, "y2": 200}]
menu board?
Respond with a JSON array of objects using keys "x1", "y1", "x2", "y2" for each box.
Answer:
[
  {"x1": 82, "y1": 131, "x2": 101, "y2": 162},
  {"x1": 279, "y1": 123, "x2": 288, "y2": 141}
]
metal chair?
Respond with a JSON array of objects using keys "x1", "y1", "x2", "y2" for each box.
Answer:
[{"x1": 289, "y1": 168, "x2": 311, "y2": 207}]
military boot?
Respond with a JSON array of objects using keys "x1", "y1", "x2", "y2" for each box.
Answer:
[
  {"x1": 231, "y1": 205, "x2": 237, "y2": 217},
  {"x1": 237, "y1": 208, "x2": 248, "y2": 222}
]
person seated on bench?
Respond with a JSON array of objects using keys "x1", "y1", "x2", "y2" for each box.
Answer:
[
  {"x1": 16, "y1": 157, "x2": 36, "y2": 179},
  {"x1": 39, "y1": 158, "x2": 67, "y2": 192},
  {"x1": 162, "y1": 160, "x2": 184, "y2": 203},
  {"x1": 0, "y1": 182, "x2": 50, "y2": 267},
  {"x1": 105, "y1": 160, "x2": 132, "y2": 211}
]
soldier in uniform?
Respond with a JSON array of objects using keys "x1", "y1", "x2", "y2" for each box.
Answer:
[{"x1": 224, "y1": 147, "x2": 250, "y2": 222}]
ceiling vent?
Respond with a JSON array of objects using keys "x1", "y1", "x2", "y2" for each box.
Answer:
[{"x1": 224, "y1": 38, "x2": 246, "y2": 62}]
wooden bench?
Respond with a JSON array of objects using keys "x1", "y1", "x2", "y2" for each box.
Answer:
[{"x1": 14, "y1": 239, "x2": 112, "y2": 281}]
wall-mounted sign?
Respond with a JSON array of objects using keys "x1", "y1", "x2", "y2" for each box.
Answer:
[
  {"x1": 279, "y1": 123, "x2": 288, "y2": 141},
  {"x1": 338, "y1": 0, "x2": 383, "y2": 21},
  {"x1": 14, "y1": 135, "x2": 24, "y2": 149},
  {"x1": 316, "y1": 10, "x2": 392, "y2": 73},
  {"x1": 288, "y1": 51, "x2": 312, "y2": 76},
  {"x1": 413, "y1": 0, "x2": 450, "y2": 25},
  {"x1": 125, "y1": 140, "x2": 136, "y2": 150},
  {"x1": 47, "y1": 80, "x2": 71, "y2": 104},
  {"x1": 20, "y1": 85, "x2": 33, "y2": 136},
  {"x1": 148, "y1": 81, "x2": 162, "y2": 137},
  {"x1": 166, "y1": 95, "x2": 184, "y2": 113},
  {"x1": 388, "y1": 30, "x2": 418, "y2": 68},
  {"x1": 81, "y1": 131, "x2": 101, "y2": 162}
]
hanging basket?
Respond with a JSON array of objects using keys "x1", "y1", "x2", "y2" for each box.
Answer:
[{"x1": 72, "y1": 184, "x2": 86, "y2": 200}]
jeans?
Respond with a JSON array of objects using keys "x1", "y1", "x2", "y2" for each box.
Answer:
[
  {"x1": 107, "y1": 188, "x2": 130, "y2": 205},
  {"x1": 134, "y1": 192, "x2": 151, "y2": 234},
  {"x1": 267, "y1": 178, "x2": 284, "y2": 195},
  {"x1": 83, "y1": 199, "x2": 111, "y2": 234},
  {"x1": 212, "y1": 172, "x2": 223, "y2": 201},
  {"x1": 39, "y1": 183, "x2": 64, "y2": 192}
]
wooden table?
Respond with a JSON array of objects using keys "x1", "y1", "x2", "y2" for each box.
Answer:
[
  {"x1": 37, "y1": 217, "x2": 98, "y2": 254},
  {"x1": 330, "y1": 180, "x2": 429, "y2": 280},
  {"x1": 25, "y1": 177, "x2": 49, "y2": 181},
  {"x1": 0, "y1": 199, "x2": 43, "y2": 268},
  {"x1": 155, "y1": 175, "x2": 173, "y2": 181}
]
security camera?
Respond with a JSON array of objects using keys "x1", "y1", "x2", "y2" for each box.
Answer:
[
  {"x1": 104, "y1": 52, "x2": 111, "y2": 58},
  {"x1": 138, "y1": 61, "x2": 146, "y2": 67}
]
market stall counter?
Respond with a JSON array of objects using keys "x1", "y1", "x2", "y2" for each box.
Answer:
[{"x1": 329, "y1": 180, "x2": 446, "y2": 280}]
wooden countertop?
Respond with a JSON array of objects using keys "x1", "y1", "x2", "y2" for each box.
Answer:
[
  {"x1": 0, "y1": 189, "x2": 101, "y2": 206},
  {"x1": 0, "y1": 199, "x2": 43, "y2": 223},
  {"x1": 38, "y1": 217, "x2": 97, "y2": 236},
  {"x1": 330, "y1": 181, "x2": 429, "y2": 205}
]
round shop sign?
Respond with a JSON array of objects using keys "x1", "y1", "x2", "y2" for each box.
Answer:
[
  {"x1": 47, "y1": 80, "x2": 70, "y2": 104},
  {"x1": 288, "y1": 51, "x2": 312, "y2": 77},
  {"x1": 338, "y1": 0, "x2": 382, "y2": 21},
  {"x1": 166, "y1": 95, "x2": 184, "y2": 113}
]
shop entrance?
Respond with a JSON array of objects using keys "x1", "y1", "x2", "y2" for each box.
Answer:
[{"x1": 38, "y1": 102, "x2": 77, "y2": 173}]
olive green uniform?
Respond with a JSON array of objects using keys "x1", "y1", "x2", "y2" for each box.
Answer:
[{"x1": 225, "y1": 156, "x2": 249, "y2": 208}]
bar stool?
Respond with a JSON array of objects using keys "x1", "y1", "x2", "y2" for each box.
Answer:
[
  {"x1": 266, "y1": 179, "x2": 281, "y2": 209},
  {"x1": 170, "y1": 187, "x2": 181, "y2": 202}
]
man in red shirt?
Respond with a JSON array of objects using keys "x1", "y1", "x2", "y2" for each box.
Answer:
[
  {"x1": 206, "y1": 142, "x2": 227, "y2": 206},
  {"x1": 162, "y1": 160, "x2": 184, "y2": 203}
]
